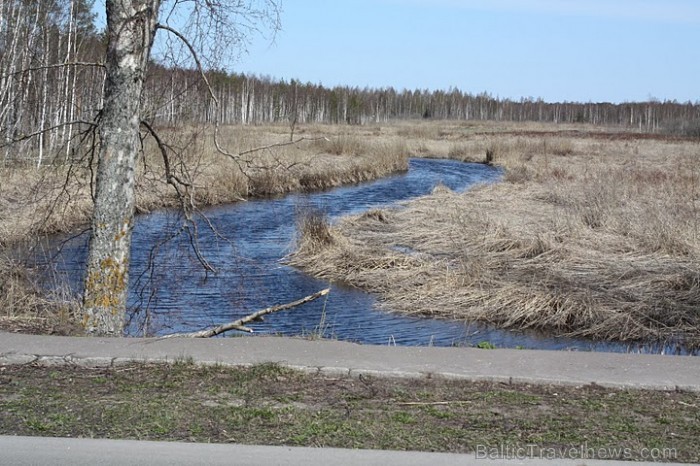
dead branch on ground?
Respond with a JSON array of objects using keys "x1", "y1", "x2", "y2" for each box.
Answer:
[{"x1": 160, "y1": 288, "x2": 330, "y2": 338}]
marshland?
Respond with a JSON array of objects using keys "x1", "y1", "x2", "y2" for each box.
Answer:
[
  {"x1": 291, "y1": 121, "x2": 700, "y2": 351},
  {"x1": 2, "y1": 120, "x2": 699, "y2": 352}
]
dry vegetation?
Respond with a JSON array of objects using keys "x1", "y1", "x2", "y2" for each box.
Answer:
[
  {"x1": 290, "y1": 121, "x2": 700, "y2": 349},
  {"x1": 0, "y1": 255, "x2": 81, "y2": 335},
  {"x1": 0, "y1": 124, "x2": 408, "y2": 331}
]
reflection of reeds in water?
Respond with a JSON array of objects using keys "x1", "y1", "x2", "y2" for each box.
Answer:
[{"x1": 290, "y1": 129, "x2": 700, "y2": 350}]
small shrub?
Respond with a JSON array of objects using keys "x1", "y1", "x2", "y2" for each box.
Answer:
[
  {"x1": 548, "y1": 138, "x2": 574, "y2": 156},
  {"x1": 485, "y1": 141, "x2": 500, "y2": 161},
  {"x1": 485, "y1": 148, "x2": 494, "y2": 164},
  {"x1": 476, "y1": 341, "x2": 496, "y2": 349}
]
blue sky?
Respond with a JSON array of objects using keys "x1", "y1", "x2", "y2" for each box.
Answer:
[
  {"x1": 93, "y1": 0, "x2": 699, "y2": 103},
  {"x1": 232, "y1": 0, "x2": 699, "y2": 103}
]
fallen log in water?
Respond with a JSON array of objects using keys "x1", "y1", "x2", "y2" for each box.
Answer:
[{"x1": 160, "y1": 288, "x2": 330, "y2": 338}]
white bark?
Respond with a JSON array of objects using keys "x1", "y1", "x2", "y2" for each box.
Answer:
[{"x1": 82, "y1": 0, "x2": 161, "y2": 336}]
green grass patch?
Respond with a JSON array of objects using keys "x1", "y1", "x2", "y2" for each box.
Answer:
[{"x1": 0, "y1": 362, "x2": 697, "y2": 462}]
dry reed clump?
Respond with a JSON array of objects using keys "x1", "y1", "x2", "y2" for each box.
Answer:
[
  {"x1": 311, "y1": 133, "x2": 367, "y2": 156},
  {"x1": 289, "y1": 131, "x2": 700, "y2": 349},
  {"x1": 547, "y1": 138, "x2": 575, "y2": 156},
  {"x1": 289, "y1": 208, "x2": 426, "y2": 293},
  {"x1": 0, "y1": 255, "x2": 81, "y2": 335},
  {"x1": 448, "y1": 142, "x2": 471, "y2": 158},
  {"x1": 0, "y1": 165, "x2": 94, "y2": 244},
  {"x1": 294, "y1": 208, "x2": 335, "y2": 254}
]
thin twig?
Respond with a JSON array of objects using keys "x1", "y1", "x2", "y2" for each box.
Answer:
[
  {"x1": 238, "y1": 136, "x2": 330, "y2": 157},
  {"x1": 140, "y1": 120, "x2": 216, "y2": 273},
  {"x1": 155, "y1": 24, "x2": 218, "y2": 104},
  {"x1": 0, "y1": 120, "x2": 97, "y2": 147},
  {"x1": 0, "y1": 62, "x2": 105, "y2": 80},
  {"x1": 140, "y1": 120, "x2": 191, "y2": 190}
]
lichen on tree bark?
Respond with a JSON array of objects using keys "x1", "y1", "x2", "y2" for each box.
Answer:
[{"x1": 82, "y1": 0, "x2": 160, "y2": 336}]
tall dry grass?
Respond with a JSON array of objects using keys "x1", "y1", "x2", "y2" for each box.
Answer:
[
  {"x1": 134, "y1": 124, "x2": 408, "y2": 204},
  {"x1": 0, "y1": 254, "x2": 80, "y2": 334},
  {"x1": 289, "y1": 126, "x2": 700, "y2": 349}
]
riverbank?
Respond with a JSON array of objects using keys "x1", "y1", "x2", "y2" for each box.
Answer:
[
  {"x1": 290, "y1": 123, "x2": 700, "y2": 350},
  {"x1": 0, "y1": 124, "x2": 409, "y2": 334}
]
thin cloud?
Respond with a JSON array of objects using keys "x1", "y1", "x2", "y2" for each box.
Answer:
[{"x1": 391, "y1": 0, "x2": 700, "y2": 24}]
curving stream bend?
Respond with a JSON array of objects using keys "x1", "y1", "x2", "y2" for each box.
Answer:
[{"x1": 42, "y1": 158, "x2": 694, "y2": 355}]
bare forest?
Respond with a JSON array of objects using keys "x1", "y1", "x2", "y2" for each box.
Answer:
[{"x1": 2, "y1": 0, "x2": 700, "y2": 168}]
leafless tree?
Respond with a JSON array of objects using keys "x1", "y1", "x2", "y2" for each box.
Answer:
[
  {"x1": 82, "y1": 0, "x2": 280, "y2": 335},
  {"x1": 0, "y1": 0, "x2": 102, "y2": 165}
]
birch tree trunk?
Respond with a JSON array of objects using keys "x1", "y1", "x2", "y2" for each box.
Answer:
[{"x1": 82, "y1": 0, "x2": 160, "y2": 335}]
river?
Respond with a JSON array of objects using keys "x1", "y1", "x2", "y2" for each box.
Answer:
[{"x1": 41, "y1": 158, "x2": 694, "y2": 354}]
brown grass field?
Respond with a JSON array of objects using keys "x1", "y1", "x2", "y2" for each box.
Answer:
[
  {"x1": 290, "y1": 121, "x2": 700, "y2": 350},
  {"x1": 2, "y1": 121, "x2": 699, "y2": 347}
]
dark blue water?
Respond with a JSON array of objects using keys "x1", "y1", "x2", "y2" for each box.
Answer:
[{"x1": 41, "y1": 158, "x2": 694, "y2": 354}]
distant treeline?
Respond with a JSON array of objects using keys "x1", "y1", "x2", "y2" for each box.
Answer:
[
  {"x1": 2, "y1": 0, "x2": 699, "y2": 162},
  {"x1": 147, "y1": 67, "x2": 700, "y2": 136}
]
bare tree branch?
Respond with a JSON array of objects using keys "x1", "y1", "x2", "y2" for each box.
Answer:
[
  {"x1": 154, "y1": 23, "x2": 246, "y2": 172},
  {"x1": 155, "y1": 18, "x2": 318, "y2": 180},
  {"x1": 140, "y1": 120, "x2": 191, "y2": 191},
  {"x1": 160, "y1": 288, "x2": 331, "y2": 338},
  {"x1": 0, "y1": 120, "x2": 97, "y2": 148},
  {"x1": 0, "y1": 62, "x2": 105, "y2": 80},
  {"x1": 140, "y1": 119, "x2": 217, "y2": 274},
  {"x1": 238, "y1": 136, "x2": 330, "y2": 158},
  {"x1": 155, "y1": 24, "x2": 218, "y2": 105}
]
